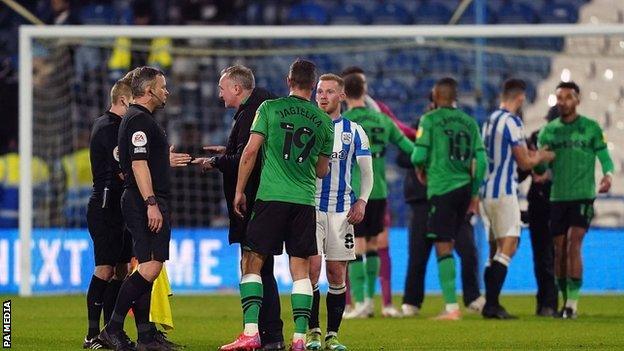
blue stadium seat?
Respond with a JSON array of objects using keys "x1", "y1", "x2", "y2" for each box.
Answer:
[
  {"x1": 382, "y1": 53, "x2": 421, "y2": 75},
  {"x1": 414, "y1": 2, "x2": 453, "y2": 25},
  {"x1": 496, "y1": 3, "x2": 538, "y2": 24},
  {"x1": 286, "y1": 2, "x2": 329, "y2": 25},
  {"x1": 371, "y1": 3, "x2": 413, "y2": 25},
  {"x1": 426, "y1": 51, "x2": 467, "y2": 76},
  {"x1": 457, "y1": 3, "x2": 497, "y2": 24},
  {"x1": 79, "y1": 4, "x2": 116, "y2": 24},
  {"x1": 540, "y1": 2, "x2": 579, "y2": 24},
  {"x1": 372, "y1": 79, "x2": 410, "y2": 101},
  {"x1": 329, "y1": 4, "x2": 371, "y2": 25},
  {"x1": 522, "y1": 37, "x2": 564, "y2": 51},
  {"x1": 414, "y1": 78, "x2": 437, "y2": 97}
]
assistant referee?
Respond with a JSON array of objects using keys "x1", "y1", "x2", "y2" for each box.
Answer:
[
  {"x1": 84, "y1": 75, "x2": 134, "y2": 349},
  {"x1": 99, "y1": 66, "x2": 178, "y2": 351}
]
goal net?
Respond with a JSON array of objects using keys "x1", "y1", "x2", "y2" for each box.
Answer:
[{"x1": 15, "y1": 24, "x2": 624, "y2": 295}]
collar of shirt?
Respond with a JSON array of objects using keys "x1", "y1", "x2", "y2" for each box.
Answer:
[
  {"x1": 130, "y1": 103, "x2": 153, "y2": 116},
  {"x1": 333, "y1": 116, "x2": 343, "y2": 124},
  {"x1": 289, "y1": 94, "x2": 309, "y2": 102},
  {"x1": 106, "y1": 110, "x2": 122, "y2": 119}
]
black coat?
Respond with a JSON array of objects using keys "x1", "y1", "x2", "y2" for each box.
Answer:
[
  {"x1": 215, "y1": 87, "x2": 275, "y2": 244},
  {"x1": 396, "y1": 118, "x2": 427, "y2": 203}
]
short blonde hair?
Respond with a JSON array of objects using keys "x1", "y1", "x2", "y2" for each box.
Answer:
[
  {"x1": 110, "y1": 78, "x2": 132, "y2": 105},
  {"x1": 319, "y1": 73, "x2": 344, "y2": 89}
]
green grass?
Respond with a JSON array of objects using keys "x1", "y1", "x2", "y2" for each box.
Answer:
[{"x1": 5, "y1": 294, "x2": 624, "y2": 350}]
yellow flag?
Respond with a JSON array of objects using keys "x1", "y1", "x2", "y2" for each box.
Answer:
[{"x1": 150, "y1": 265, "x2": 174, "y2": 330}]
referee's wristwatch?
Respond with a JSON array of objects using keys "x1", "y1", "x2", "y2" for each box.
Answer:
[{"x1": 145, "y1": 195, "x2": 157, "y2": 207}]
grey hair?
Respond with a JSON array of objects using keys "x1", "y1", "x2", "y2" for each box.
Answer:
[
  {"x1": 131, "y1": 66, "x2": 165, "y2": 98},
  {"x1": 220, "y1": 65, "x2": 255, "y2": 90}
]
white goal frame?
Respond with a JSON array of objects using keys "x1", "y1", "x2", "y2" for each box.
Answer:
[{"x1": 18, "y1": 24, "x2": 624, "y2": 296}]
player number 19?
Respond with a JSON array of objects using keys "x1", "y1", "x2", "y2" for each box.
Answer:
[{"x1": 281, "y1": 123, "x2": 316, "y2": 163}]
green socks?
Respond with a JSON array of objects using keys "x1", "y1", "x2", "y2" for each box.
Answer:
[
  {"x1": 365, "y1": 250, "x2": 380, "y2": 299},
  {"x1": 557, "y1": 277, "x2": 567, "y2": 302},
  {"x1": 348, "y1": 255, "x2": 366, "y2": 303},
  {"x1": 291, "y1": 278, "x2": 313, "y2": 334},
  {"x1": 240, "y1": 274, "x2": 263, "y2": 335},
  {"x1": 437, "y1": 255, "x2": 457, "y2": 305},
  {"x1": 566, "y1": 278, "x2": 582, "y2": 301}
]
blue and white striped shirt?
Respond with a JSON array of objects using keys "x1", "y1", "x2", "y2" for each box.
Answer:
[
  {"x1": 316, "y1": 117, "x2": 371, "y2": 213},
  {"x1": 482, "y1": 109, "x2": 526, "y2": 199}
]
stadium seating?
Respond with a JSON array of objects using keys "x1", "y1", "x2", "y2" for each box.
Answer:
[
  {"x1": 413, "y1": 2, "x2": 453, "y2": 25},
  {"x1": 371, "y1": 2, "x2": 413, "y2": 25},
  {"x1": 0, "y1": 0, "x2": 600, "y2": 227},
  {"x1": 329, "y1": 4, "x2": 371, "y2": 25}
]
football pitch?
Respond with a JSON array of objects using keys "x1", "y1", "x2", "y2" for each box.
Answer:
[{"x1": 6, "y1": 294, "x2": 624, "y2": 350}]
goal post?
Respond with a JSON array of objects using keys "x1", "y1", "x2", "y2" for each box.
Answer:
[{"x1": 18, "y1": 24, "x2": 624, "y2": 296}]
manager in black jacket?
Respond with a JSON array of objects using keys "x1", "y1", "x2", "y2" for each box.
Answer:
[{"x1": 194, "y1": 65, "x2": 284, "y2": 350}]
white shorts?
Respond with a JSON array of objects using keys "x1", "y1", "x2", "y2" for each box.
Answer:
[
  {"x1": 481, "y1": 196, "x2": 521, "y2": 240},
  {"x1": 315, "y1": 210, "x2": 356, "y2": 261}
]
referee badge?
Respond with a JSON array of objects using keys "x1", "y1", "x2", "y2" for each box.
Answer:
[
  {"x1": 113, "y1": 146, "x2": 120, "y2": 162},
  {"x1": 341, "y1": 132, "x2": 353, "y2": 145},
  {"x1": 132, "y1": 131, "x2": 148, "y2": 146}
]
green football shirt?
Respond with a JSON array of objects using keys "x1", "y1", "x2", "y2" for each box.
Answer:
[
  {"x1": 343, "y1": 107, "x2": 414, "y2": 200},
  {"x1": 538, "y1": 115, "x2": 607, "y2": 201},
  {"x1": 414, "y1": 107, "x2": 485, "y2": 198},
  {"x1": 251, "y1": 95, "x2": 334, "y2": 206}
]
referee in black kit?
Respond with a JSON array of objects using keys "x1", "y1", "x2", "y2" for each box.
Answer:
[
  {"x1": 194, "y1": 65, "x2": 285, "y2": 350},
  {"x1": 84, "y1": 74, "x2": 134, "y2": 350},
  {"x1": 99, "y1": 66, "x2": 184, "y2": 351}
]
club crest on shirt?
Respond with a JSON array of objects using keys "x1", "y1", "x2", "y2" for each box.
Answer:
[
  {"x1": 341, "y1": 132, "x2": 353, "y2": 145},
  {"x1": 132, "y1": 131, "x2": 147, "y2": 146},
  {"x1": 113, "y1": 146, "x2": 120, "y2": 162},
  {"x1": 416, "y1": 127, "x2": 423, "y2": 139}
]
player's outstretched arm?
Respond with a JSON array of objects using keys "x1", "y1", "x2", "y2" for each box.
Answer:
[
  {"x1": 512, "y1": 145, "x2": 555, "y2": 171},
  {"x1": 472, "y1": 148, "x2": 487, "y2": 197},
  {"x1": 411, "y1": 145, "x2": 427, "y2": 167},
  {"x1": 234, "y1": 133, "x2": 264, "y2": 217},
  {"x1": 315, "y1": 155, "x2": 330, "y2": 178}
]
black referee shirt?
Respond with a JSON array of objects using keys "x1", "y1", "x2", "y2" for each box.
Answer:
[
  {"x1": 90, "y1": 111, "x2": 124, "y2": 196},
  {"x1": 118, "y1": 104, "x2": 171, "y2": 198}
]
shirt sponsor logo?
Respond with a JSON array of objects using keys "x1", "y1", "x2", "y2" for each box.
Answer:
[
  {"x1": 341, "y1": 132, "x2": 353, "y2": 145},
  {"x1": 134, "y1": 147, "x2": 147, "y2": 154},
  {"x1": 113, "y1": 146, "x2": 120, "y2": 162},
  {"x1": 416, "y1": 127, "x2": 423, "y2": 139},
  {"x1": 132, "y1": 131, "x2": 147, "y2": 146}
]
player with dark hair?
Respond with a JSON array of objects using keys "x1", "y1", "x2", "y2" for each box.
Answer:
[
  {"x1": 537, "y1": 81, "x2": 614, "y2": 319},
  {"x1": 98, "y1": 66, "x2": 186, "y2": 351},
  {"x1": 340, "y1": 66, "x2": 414, "y2": 317},
  {"x1": 481, "y1": 78, "x2": 554, "y2": 319},
  {"x1": 83, "y1": 75, "x2": 134, "y2": 350},
  {"x1": 220, "y1": 59, "x2": 334, "y2": 351},
  {"x1": 411, "y1": 77, "x2": 487, "y2": 320},
  {"x1": 341, "y1": 73, "x2": 413, "y2": 319}
]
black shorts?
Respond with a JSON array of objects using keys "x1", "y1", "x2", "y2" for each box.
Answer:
[
  {"x1": 426, "y1": 184, "x2": 472, "y2": 242},
  {"x1": 550, "y1": 199, "x2": 594, "y2": 236},
  {"x1": 354, "y1": 199, "x2": 387, "y2": 238},
  {"x1": 245, "y1": 200, "x2": 317, "y2": 258},
  {"x1": 87, "y1": 195, "x2": 133, "y2": 266},
  {"x1": 121, "y1": 188, "x2": 171, "y2": 263}
]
